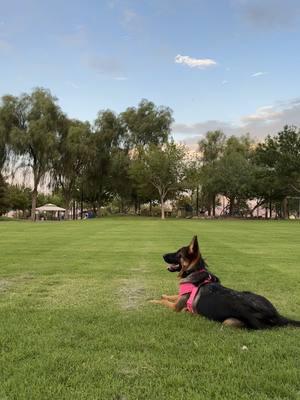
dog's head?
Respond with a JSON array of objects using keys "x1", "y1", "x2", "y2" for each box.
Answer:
[{"x1": 163, "y1": 236, "x2": 204, "y2": 277}]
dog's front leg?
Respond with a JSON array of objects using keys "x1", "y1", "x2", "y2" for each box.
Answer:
[
  {"x1": 149, "y1": 294, "x2": 189, "y2": 312},
  {"x1": 161, "y1": 294, "x2": 179, "y2": 302},
  {"x1": 149, "y1": 299, "x2": 177, "y2": 309}
]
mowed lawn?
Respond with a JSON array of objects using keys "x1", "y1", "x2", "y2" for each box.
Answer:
[{"x1": 0, "y1": 218, "x2": 300, "y2": 400}]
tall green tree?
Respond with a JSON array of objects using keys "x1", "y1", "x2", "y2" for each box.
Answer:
[
  {"x1": 83, "y1": 110, "x2": 125, "y2": 213},
  {"x1": 54, "y1": 119, "x2": 91, "y2": 218},
  {"x1": 198, "y1": 130, "x2": 225, "y2": 216},
  {"x1": 254, "y1": 125, "x2": 300, "y2": 218},
  {"x1": 121, "y1": 99, "x2": 173, "y2": 148},
  {"x1": 183, "y1": 156, "x2": 202, "y2": 215},
  {"x1": 0, "y1": 95, "x2": 20, "y2": 170},
  {"x1": 7, "y1": 185, "x2": 31, "y2": 217},
  {"x1": 130, "y1": 143, "x2": 186, "y2": 219},
  {"x1": 109, "y1": 149, "x2": 130, "y2": 210},
  {"x1": 275, "y1": 125, "x2": 300, "y2": 193},
  {"x1": 0, "y1": 173, "x2": 8, "y2": 215},
  {"x1": 216, "y1": 135, "x2": 254, "y2": 216},
  {"x1": 0, "y1": 97, "x2": 13, "y2": 213},
  {"x1": 0, "y1": 88, "x2": 64, "y2": 220}
]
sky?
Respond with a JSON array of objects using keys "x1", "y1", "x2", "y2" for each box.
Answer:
[{"x1": 1, "y1": 0, "x2": 300, "y2": 147}]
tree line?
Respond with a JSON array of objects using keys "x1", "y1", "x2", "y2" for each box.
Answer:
[{"x1": 0, "y1": 88, "x2": 300, "y2": 220}]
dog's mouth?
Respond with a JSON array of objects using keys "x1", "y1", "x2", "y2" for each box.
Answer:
[{"x1": 167, "y1": 264, "x2": 182, "y2": 272}]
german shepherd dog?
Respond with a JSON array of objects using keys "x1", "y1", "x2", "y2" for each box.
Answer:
[{"x1": 150, "y1": 236, "x2": 300, "y2": 329}]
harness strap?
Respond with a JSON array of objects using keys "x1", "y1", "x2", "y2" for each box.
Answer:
[{"x1": 179, "y1": 270, "x2": 217, "y2": 313}]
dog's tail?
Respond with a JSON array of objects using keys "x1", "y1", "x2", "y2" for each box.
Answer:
[{"x1": 278, "y1": 316, "x2": 300, "y2": 328}]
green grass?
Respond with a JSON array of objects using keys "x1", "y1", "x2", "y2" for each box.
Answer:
[{"x1": 0, "y1": 217, "x2": 300, "y2": 400}]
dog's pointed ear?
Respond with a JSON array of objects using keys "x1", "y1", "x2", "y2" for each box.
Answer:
[{"x1": 188, "y1": 235, "x2": 199, "y2": 255}]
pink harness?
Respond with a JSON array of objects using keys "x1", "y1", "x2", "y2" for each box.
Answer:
[{"x1": 179, "y1": 269, "x2": 215, "y2": 313}]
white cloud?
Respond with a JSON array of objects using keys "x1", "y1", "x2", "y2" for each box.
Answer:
[
  {"x1": 251, "y1": 71, "x2": 268, "y2": 77},
  {"x1": 172, "y1": 97, "x2": 300, "y2": 147},
  {"x1": 175, "y1": 54, "x2": 217, "y2": 69},
  {"x1": 241, "y1": 105, "x2": 282, "y2": 122},
  {"x1": 222, "y1": 80, "x2": 229, "y2": 85}
]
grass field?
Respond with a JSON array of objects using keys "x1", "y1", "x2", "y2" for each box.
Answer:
[{"x1": 0, "y1": 217, "x2": 300, "y2": 400}]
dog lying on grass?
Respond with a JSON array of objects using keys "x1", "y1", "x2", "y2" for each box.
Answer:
[{"x1": 150, "y1": 236, "x2": 300, "y2": 329}]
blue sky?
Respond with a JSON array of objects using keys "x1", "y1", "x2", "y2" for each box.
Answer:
[{"x1": 1, "y1": 0, "x2": 300, "y2": 145}]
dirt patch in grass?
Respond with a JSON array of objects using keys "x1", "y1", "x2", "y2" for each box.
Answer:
[
  {"x1": 0, "y1": 274, "x2": 35, "y2": 293},
  {"x1": 0, "y1": 279, "x2": 11, "y2": 292},
  {"x1": 118, "y1": 279, "x2": 146, "y2": 310}
]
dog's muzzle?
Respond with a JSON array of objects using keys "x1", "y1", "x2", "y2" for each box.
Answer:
[
  {"x1": 167, "y1": 264, "x2": 182, "y2": 272},
  {"x1": 163, "y1": 253, "x2": 182, "y2": 272}
]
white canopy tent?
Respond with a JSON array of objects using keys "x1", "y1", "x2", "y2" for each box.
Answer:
[
  {"x1": 36, "y1": 203, "x2": 66, "y2": 220},
  {"x1": 36, "y1": 203, "x2": 66, "y2": 212}
]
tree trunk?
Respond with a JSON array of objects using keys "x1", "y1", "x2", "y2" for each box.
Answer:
[
  {"x1": 196, "y1": 186, "x2": 199, "y2": 216},
  {"x1": 282, "y1": 197, "x2": 288, "y2": 219},
  {"x1": 134, "y1": 198, "x2": 138, "y2": 214},
  {"x1": 249, "y1": 199, "x2": 264, "y2": 217},
  {"x1": 64, "y1": 198, "x2": 71, "y2": 220},
  {"x1": 72, "y1": 200, "x2": 76, "y2": 220},
  {"x1": 92, "y1": 203, "x2": 97, "y2": 216},
  {"x1": 161, "y1": 196, "x2": 165, "y2": 219},
  {"x1": 229, "y1": 196, "x2": 234, "y2": 216},
  {"x1": 212, "y1": 195, "x2": 216, "y2": 217},
  {"x1": 269, "y1": 198, "x2": 272, "y2": 219},
  {"x1": 149, "y1": 200, "x2": 152, "y2": 216},
  {"x1": 64, "y1": 207, "x2": 70, "y2": 220},
  {"x1": 80, "y1": 189, "x2": 84, "y2": 219},
  {"x1": 31, "y1": 187, "x2": 38, "y2": 221}
]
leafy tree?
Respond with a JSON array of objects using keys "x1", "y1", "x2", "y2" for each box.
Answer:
[
  {"x1": 108, "y1": 149, "x2": 133, "y2": 212},
  {"x1": 275, "y1": 126, "x2": 300, "y2": 192},
  {"x1": 54, "y1": 119, "x2": 91, "y2": 218},
  {"x1": 0, "y1": 95, "x2": 20, "y2": 170},
  {"x1": 83, "y1": 110, "x2": 125, "y2": 214},
  {"x1": 0, "y1": 174, "x2": 9, "y2": 215},
  {"x1": 0, "y1": 131, "x2": 6, "y2": 170},
  {"x1": 183, "y1": 156, "x2": 202, "y2": 215},
  {"x1": 130, "y1": 143, "x2": 186, "y2": 219},
  {"x1": 254, "y1": 125, "x2": 300, "y2": 218},
  {"x1": 1, "y1": 88, "x2": 65, "y2": 220},
  {"x1": 216, "y1": 135, "x2": 254, "y2": 216},
  {"x1": 37, "y1": 191, "x2": 65, "y2": 207},
  {"x1": 0, "y1": 96, "x2": 15, "y2": 213},
  {"x1": 199, "y1": 130, "x2": 226, "y2": 162},
  {"x1": 121, "y1": 99, "x2": 173, "y2": 148},
  {"x1": 252, "y1": 140, "x2": 284, "y2": 218},
  {"x1": 198, "y1": 130, "x2": 225, "y2": 215},
  {"x1": 7, "y1": 185, "x2": 31, "y2": 216}
]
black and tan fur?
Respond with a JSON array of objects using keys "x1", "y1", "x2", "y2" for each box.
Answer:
[{"x1": 150, "y1": 236, "x2": 300, "y2": 329}]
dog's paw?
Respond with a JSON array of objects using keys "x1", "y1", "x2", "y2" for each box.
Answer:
[{"x1": 149, "y1": 299, "x2": 162, "y2": 304}]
